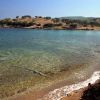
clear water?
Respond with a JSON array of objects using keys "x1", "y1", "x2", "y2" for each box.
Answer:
[{"x1": 0, "y1": 29, "x2": 100, "y2": 93}]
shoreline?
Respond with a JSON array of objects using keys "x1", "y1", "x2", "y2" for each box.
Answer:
[
  {"x1": 5, "y1": 54, "x2": 100, "y2": 100},
  {"x1": 61, "y1": 80, "x2": 100, "y2": 100},
  {"x1": 0, "y1": 27, "x2": 99, "y2": 99},
  {"x1": 1, "y1": 27, "x2": 100, "y2": 31},
  {"x1": 7, "y1": 71, "x2": 100, "y2": 100},
  {"x1": 41, "y1": 71, "x2": 100, "y2": 100}
]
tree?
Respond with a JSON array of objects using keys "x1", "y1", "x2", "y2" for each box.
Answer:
[
  {"x1": 44, "y1": 17, "x2": 51, "y2": 20},
  {"x1": 43, "y1": 23, "x2": 54, "y2": 28},
  {"x1": 69, "y1": 23, "x2": 77, "y2": 29},
  {"x1": 21, "y1": 15, "x2": 32, "y2": 19},
  {"x1": 52, "y1": 18, "x2": 60, "y2": 23},
  {"x1": 16, "y1": 16, "x2": 19, "y2": 19}
]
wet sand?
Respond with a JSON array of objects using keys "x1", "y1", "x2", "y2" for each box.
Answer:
[
  {"x1": 8, "y1": 55, "x2": 100, "y2": 100},
  {"x1": 7, "y1": 55, "x2": 100, "y2": 100},
  {"x1": 8, "y1": 78, "x2": 77, "y2": 100},
  {"x1": 61, "y1": 89, "x2": 83, "y2": 100},
  {"x1": 7, "y1": 71, "x2": 100, "y2": 100},
  {"x1": 61, "y1": 79, "x2": 100, "y2": 100}
]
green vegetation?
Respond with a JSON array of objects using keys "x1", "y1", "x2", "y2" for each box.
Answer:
[{"x1": 0, "y1": 16, "x2": 100, "y2": 30}]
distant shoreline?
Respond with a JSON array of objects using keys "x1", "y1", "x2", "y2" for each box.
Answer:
[
  {"x1": 1, "y1": 16, "x2": 100, "y2": 31},
  {"x1": 0, "y1": 26, "x2": 100, "y2": 31}
]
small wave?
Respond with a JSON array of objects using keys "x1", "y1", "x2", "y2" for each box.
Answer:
[{"x1": 40, "y1": 71, "x2": 100, "y2": 100}]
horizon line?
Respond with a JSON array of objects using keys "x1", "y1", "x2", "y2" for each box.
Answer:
[{"x1": 1, "y1": 15, "x2": 100, "y2": 19}]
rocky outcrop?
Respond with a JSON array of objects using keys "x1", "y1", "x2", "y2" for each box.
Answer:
[{"x1": 80, "y1": 80, "x2": 100, "y2": 100}]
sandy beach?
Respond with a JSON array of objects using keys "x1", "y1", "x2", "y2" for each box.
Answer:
[
  {"x1": 7, "y1": 71, "x2": 99, "y2": 100},
  {"x1": 61, "y1": 79, "x2": 100, "y2": 100},
  {"x1": 61, "y1": 89, "x2": 83, "y2": 100}
]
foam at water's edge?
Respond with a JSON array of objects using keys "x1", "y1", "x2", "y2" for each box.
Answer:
[{"x1": 40, "y1": 71, "x2": 100, "y2": 100}]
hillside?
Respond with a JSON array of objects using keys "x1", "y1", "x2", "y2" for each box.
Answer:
[{"x1": 1, "y1": 16, "x2": 100, "y2": 30}]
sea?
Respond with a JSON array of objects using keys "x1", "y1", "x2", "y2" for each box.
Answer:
[{"x1": 0, "y1": 28, "x2": 100, "y2": 99}]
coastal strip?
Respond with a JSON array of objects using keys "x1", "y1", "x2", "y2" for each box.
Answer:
[{"x1": 41, "y1": 71, "x2": 100, "y2": 100}]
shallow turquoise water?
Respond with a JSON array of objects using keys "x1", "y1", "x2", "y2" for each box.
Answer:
[
  {"x1": 0, "y1": 29, "x2": 100, "y2": 85},
  {"x1": 0, "y1": 29, "x2": 100, "y2": 98}
]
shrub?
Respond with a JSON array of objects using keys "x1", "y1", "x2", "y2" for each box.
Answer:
[{"x1": 43, "y1": 23, "x2": 54, "y2": 28}]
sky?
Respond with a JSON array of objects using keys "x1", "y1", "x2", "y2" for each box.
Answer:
[{"x1": 0, "y1": 0, "x2": 100, "y2": 18}]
